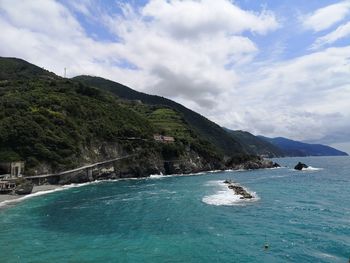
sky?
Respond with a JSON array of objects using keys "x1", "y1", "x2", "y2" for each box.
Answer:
[{"x1": 0, "y1": 0, "x2": 349, "y2": 153}]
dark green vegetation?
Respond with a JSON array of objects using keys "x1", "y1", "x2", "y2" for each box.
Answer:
[
  {"x1": 0, "y1": 58, "x2": 162, "y2": 174},
  {"x1": 73, "y1": 76, "x2": 244, "y2": 156},
  {"x1": 0, "y1": 57, "x2": 235, "y2": 175},
  {"x1": 259, "y1": 136, "x2": 348, "y2": 157}
]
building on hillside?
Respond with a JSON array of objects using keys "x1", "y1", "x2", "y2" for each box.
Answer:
[
  {"x1": 154, "y1": 135, "x2": 163, "y2": 141},
  {"x1": 153, "y1": 135, "x2": 175, "y2": 143},
  {"x1": 162, "y1": 136, "x2": 175, "y2": 143},
  {"x1": 0, "y1": 161, "x2": 25, "y2": 178}
]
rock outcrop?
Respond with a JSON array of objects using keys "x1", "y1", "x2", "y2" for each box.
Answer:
[
  {"x1": 223, "y1": 180, "x2": 253, "y2": 199},
  {"x1": 294, "y1": 162, "x2": 308, "y2": 170},
  {"x1": 15, "y1": 182, "x2": 33, "y2": 195},
  {"x1": 226, "y1": 155, "x2": 280, "y2": 170}
]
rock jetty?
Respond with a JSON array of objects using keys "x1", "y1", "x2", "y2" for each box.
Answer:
[{"x1": 223, "y1": 180, "x2": 253, "y2": 199}]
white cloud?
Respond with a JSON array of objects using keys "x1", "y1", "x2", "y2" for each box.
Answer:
[
  {"x1": 216, "y1": 46, "x2": 350, "y2": 142},
  {"x1": 102, "y1": 0, "x2": 278, "y2": 100},
  {"x1": 0, "y1": 0, "x2": 83, "y2": 38},
  {"x1": 312, "y1": 21, "x2": 350, "y2": 49},
  {"x1": 142, "y1": 0, "x2": 279, "y2": 37},
  {"x1": 0, "y1": 0, "x2": 349, "y2": 147},
  {"x1": 302, "y1": 1, "x2": 350, "y2": 32},
  {"x1": 0, "y1": 0, "x2": 151, "y2": 87}
]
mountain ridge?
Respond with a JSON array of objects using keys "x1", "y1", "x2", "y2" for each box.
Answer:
[
  {"x1": 258, "y1": 136, "x2": 348, "y2": 157},
  {"x1": 224, "y1": 129, "x2": 284, "y2": 157},
  {"x1": 72, "y1": 75, "x2": 245, "y2": 156}
]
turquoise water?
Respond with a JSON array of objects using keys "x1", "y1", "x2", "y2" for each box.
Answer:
[{"x1": 0, "y1": 157, "x2": 349, "y2": 262}]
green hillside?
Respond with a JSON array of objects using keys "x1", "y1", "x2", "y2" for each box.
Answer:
[
  {"x1": 0, "y1": 57, "x2": 224, "y2": 175},
  {"x1": 73, "y1": 76, "x2": 245, "y2": 156}
]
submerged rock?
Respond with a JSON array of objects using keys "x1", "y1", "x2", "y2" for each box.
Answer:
[
  {"x1": 294, "y1": 162, "x2": 308, "y2": 170},
  {"x1": 223, "y1": 179, "x2": 235, "y2": 184}
]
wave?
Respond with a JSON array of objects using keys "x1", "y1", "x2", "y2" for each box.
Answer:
[
  {"x1": 0, "y1": 167, "x2": 267, "y2": 208},
  {"x1": 149, "y1": 171, "x2": 207, "y2": 179},
  {"x1": 149, "y1": 168, "x2": 258, "y2": 179},
  {"x1": 149, "y1": 174, "x2": 167, "y2": 179},
  {"x1": 202, "y1": 181, "x2": 259, "y2": 206},
  {"x1": 302, "y1": 166, "x2": 323, "y2": 171},
  {"x1": 0, "y1": 181, "x2": 104, "y2": 208},
  {"x1": 288, "y1": 166, "x2": 323, "y2": 172},
  {"x1": 0, "y1": 172, "x2": 193, "y2": 208}
]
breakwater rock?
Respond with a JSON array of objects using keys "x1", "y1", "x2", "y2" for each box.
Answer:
[{"x1": 223, "y1": 180, "x2": 253, "y2": 199}]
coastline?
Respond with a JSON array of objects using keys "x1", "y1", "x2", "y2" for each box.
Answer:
[
  {"x1": 0, "y1": 170, "x2": 213, "y2": 206},
  {"x1": 0, "y1": 184, "x2": 62, "y2": 207},
  {"x1": 0, "y1": 164, "x2": 282, "y2": 208}
]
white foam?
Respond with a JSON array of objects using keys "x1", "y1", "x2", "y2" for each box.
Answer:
[
  {"x1": 207, "y1": 170, "x2": 222, "y2": 173},
  {"x1": 150, "y1": 174, "x2": 166, "y2": 179},
  {"x1": 302, "y1": 166, "x2": 323, "y2": 171},
  {"x1": 0, "y1": 181, "x2": 104, "y2": 208},
  {"x1": 202, "y1": 180, "x2": 259, "y2": 206},
  {"x1": 149, "y1": 171, "x2": 207, "y2": 179}
]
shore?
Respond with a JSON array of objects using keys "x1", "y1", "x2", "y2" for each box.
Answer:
[
  {"x1": 0, "y1": 184, "x2": 61, "y2": 205},
  {"x1": 0, "y1": 162, "x2": 281, "y2": 207}
]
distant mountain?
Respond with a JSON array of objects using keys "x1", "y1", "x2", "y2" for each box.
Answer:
[
  {"x1": 225, "y1": 129, "x2": 284, "y2": 157},
  {"x1": 258, "y1": 136, "x2": 348, "y2": 157},
  {"x1": 73, "y1": 76, "x2": 244, "y2": 156}
]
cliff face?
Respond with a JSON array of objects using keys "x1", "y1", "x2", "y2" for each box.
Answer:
[{"x1": 55, "y1": 151, "x2": 278, "y2": 185}]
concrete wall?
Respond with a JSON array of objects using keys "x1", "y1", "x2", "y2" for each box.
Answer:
[{"x1": 0, "y1": 161, "x2": 25, "y2": 177}]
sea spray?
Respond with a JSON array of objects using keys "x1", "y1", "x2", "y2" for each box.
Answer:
[{"x1": 202, "y1": 180, "x2": 259, "y2": 206}]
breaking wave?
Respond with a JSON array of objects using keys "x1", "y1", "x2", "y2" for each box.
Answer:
[
  {"x1": 0, "y1": 181, "x2": 105, "y2": 208},
  {"x1": 202, "y1": 180, "x2": 259, "y2": 206},
  {"x1": 302, "y1": 166, "x2": 323, "y2": 171}
]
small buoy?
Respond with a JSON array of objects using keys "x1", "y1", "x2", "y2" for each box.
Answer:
[
  {"x1": 264, "y1": 243, "x2": 269, "y2": 250},
  {"x1": 263, "y1": 234, "x2": 269, "y2": 250}
]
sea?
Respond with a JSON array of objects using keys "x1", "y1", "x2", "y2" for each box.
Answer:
[{"x1": 0, "y1": 156, "x2": 349, "y2": 262}]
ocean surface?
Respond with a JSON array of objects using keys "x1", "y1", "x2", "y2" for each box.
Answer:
[{"x1": 0, "y1": 156, "x2": 349, "y2": 262}]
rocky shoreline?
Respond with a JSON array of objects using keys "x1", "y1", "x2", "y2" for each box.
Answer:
[
  {"x1": 0, "y1": 157, "x2": 280, "y2": 206},
  {"x1": 23, "y1": 155, "x2": 281, "y2": 186}
]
